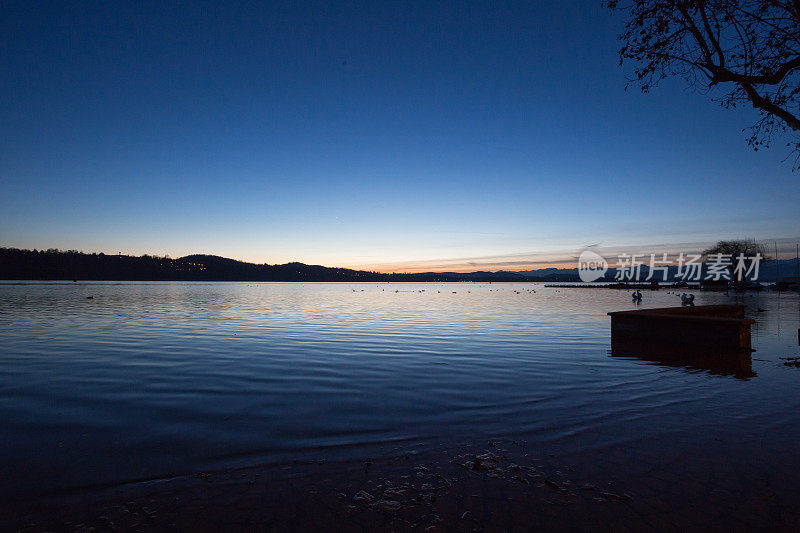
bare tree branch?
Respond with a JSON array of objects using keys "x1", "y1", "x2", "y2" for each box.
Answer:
[{"x1": 607, "y1": 0, "x2": 800, "y2": 167}]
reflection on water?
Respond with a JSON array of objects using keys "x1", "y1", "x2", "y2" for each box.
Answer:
[
  {"x1": 610, "y1": 343, "x2": 757, "y2": 380},
  {"x1": 0, "y1": 282, "x2": 798, "y2": 501}
]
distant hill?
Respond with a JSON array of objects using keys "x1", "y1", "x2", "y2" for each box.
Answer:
[
  {"x1": 2, "y1": 247, "x2": 796, "y2": 282},
  {"x1": 0, "y1": 248, "x2": 570, "y2": 282}
]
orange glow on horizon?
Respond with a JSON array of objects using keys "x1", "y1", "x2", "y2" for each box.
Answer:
[{"x1": 352, "y1": 261, "x2": 579, "y2": 274}]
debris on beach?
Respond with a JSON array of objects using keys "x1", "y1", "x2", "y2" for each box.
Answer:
[
  {"x1": 337, "y1": 440, "x2": 638, "y2": 531},
  {"x1": 353, "y1": 490, "x2": 374, "y2": 502},
  {"x1": 599, "y1": 490, "x2": 632, "y2": 502},
  {"x1": 17, "y1": 439, "x2": 634, "y2": 532},
  {"x1": 370, "y1": 499, "x2": 402, "y2": 512}
]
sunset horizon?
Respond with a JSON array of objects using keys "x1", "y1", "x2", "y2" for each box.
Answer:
[{"x1": 4, "y1": 236, "x2": 799, "y2": 274}]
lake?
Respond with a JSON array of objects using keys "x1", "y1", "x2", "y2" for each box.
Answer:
[{"x1": 1, "y1": 282, "x2": 799, "y2": 523}]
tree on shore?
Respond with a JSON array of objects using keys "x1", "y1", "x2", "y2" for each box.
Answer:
[
  {"x1": 606, "y1": 0, "x2": 800, "y2": 167},
  {"x1": 702, "y1": 238, "x2": 768, "y2": 284}
]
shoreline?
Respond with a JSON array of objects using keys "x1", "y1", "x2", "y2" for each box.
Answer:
[{"x1": 3, "y1": 438, "x2": 798, "y2": 531}]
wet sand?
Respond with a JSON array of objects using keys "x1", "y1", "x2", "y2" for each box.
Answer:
[{"x1": 3, "y1": 438, "x2": 798, "y2": 532}]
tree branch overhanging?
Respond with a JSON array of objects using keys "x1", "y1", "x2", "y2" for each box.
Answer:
[{"x1": 608, "y1": 0, "x2": 800, "y2": 167}]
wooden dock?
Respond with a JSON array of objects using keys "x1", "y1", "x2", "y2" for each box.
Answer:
[{"x1": 608, "y1": 305, "x2": 754, "y2": 352}]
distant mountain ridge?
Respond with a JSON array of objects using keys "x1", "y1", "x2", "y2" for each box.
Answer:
[
  {"x1": 1, "y1": 247, "x2": 797, "y2": 282},
  {"x1": 0, "y1": 248, "x2": 570, "y2": 282}
]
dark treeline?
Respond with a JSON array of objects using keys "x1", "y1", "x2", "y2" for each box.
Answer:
[{"x1": 0, "y1": 248, "x2": 570, "y2": 282}]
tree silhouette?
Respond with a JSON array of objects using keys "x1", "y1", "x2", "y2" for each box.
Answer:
[
  {"x1": 606, "y1": 0, "x2": 800, "y2": 166},
  {"x1": 702, "y1": 238, "x2": 768, "y2": 285}
]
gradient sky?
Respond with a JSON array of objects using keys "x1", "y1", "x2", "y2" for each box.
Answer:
[{"x1": 2, "y1": 1, "x2": 799, "y2": 271}]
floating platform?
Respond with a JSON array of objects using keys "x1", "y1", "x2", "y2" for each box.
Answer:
[{"x1": 608, "y1": 305, "x2": 754, "y2": 353}]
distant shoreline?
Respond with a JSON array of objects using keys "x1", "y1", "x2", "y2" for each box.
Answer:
[
  {"x1": 3, "y1": 247, "x2": 797, "y2": 284},
  {"x1": 0, "y1": 247, "x2": 578, "y2": 283}
]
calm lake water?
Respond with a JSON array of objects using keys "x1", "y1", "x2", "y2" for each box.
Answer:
[{"x1": 1, "y1": 282, "x2": 799, "y2": 502}]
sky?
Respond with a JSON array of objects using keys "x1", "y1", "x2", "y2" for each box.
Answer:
[{"x1": 2, "y1": 1, "x2": 799, "y2": 272}]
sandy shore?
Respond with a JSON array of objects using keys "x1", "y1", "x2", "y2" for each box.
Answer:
[{"x1": 2, "y1": 438, "x2": 798, "y2": 532}]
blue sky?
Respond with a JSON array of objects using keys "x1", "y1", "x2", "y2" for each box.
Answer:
[{"x1": 2, "y1": 1, "x2": 798, "y2": 271}]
